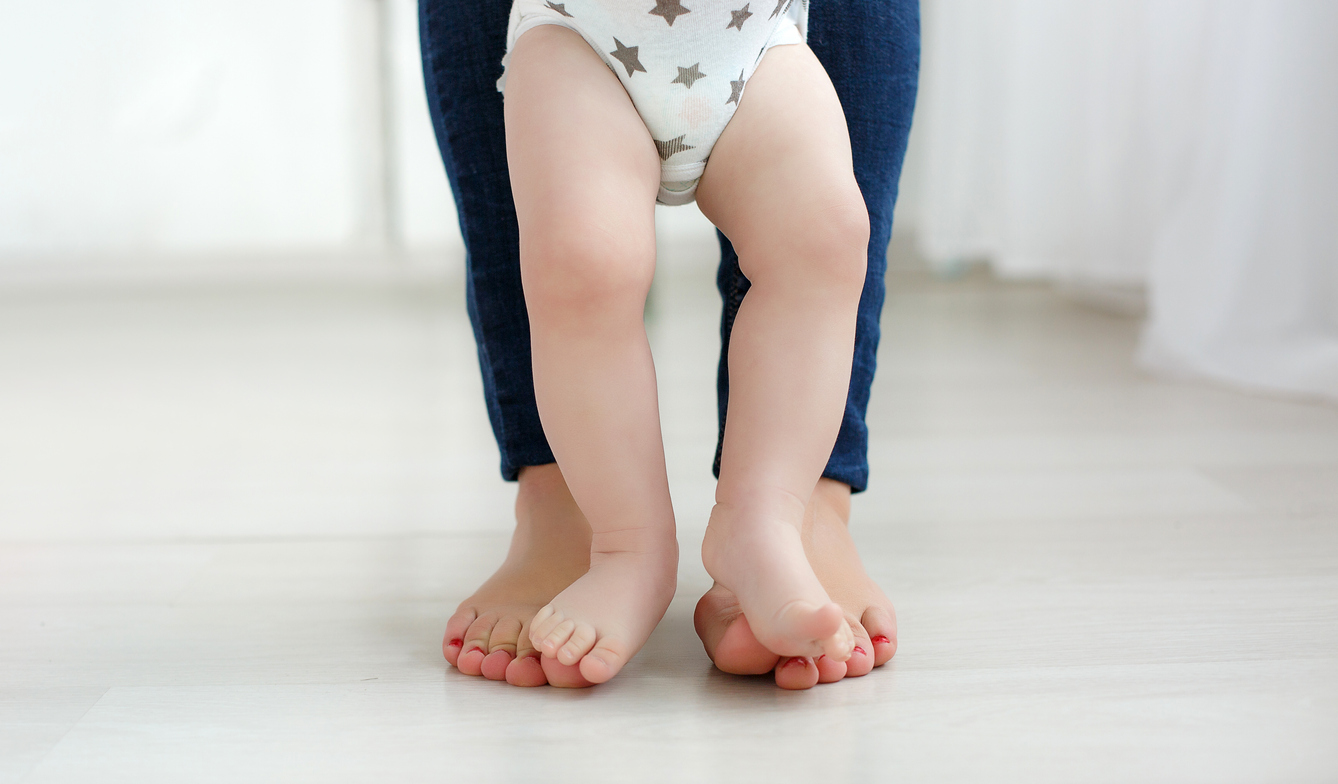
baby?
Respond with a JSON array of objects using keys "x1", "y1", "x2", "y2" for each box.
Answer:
[{"x1": 497, "y1": 0, "x2": 869, "y2": 684}]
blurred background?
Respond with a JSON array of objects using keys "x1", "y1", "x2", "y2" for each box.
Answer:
[
  {"x1": 4, "y1": 2, "x2": 1338, "y2": 778},
  {"x1": 1, "y1": 0, "x2": 1335, "y2": 543}
]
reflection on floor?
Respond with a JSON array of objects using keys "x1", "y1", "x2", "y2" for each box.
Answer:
[{"x1": 2, "y1": 265, "x2": 1337, "y2": 783}]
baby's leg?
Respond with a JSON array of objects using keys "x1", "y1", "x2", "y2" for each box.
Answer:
[
  {"x1": 504, "y1": 25, "x2": 678, "y2": 686},
  {"x1": 695, "y1": 43, "x2": 869, "y2": 660}
]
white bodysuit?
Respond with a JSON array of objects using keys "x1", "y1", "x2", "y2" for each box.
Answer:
[{"x1": 499, "y1": 0, "x2": 809, "y2": 205}]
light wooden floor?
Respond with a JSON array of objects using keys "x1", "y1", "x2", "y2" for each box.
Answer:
[{"x1": 2, "y1": 260, "x2": 1337, "y2": 783}]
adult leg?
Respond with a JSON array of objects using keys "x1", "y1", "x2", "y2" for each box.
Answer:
[
  {"x1": 421, "y1": 0, "x2": 591, "y2": 687},
  {"x1": 697, "y1": 0, "x2": 919, "y2": 687},
  {"x1": 506, "y1": 26, "x2": 678, "y2": 686}
]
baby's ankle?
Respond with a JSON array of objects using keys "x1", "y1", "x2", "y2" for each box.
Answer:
[
  {"x1": 590, "y1": 527, "x2": 679, "y2": 563},
  {"x1": 710, "y1": 489, "x2": 809, "y2": 532}
]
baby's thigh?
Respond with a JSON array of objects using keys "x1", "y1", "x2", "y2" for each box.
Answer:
[
  {"x1": 695, "y1": 44, "x2": 869, "y2": 268},
  {"x1": 504, "y1": 26, "x2": 661, "y2": 245}
]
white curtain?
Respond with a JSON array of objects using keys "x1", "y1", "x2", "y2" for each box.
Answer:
[{"x1": 915, "y1": 0, "x2": 1338, "y2": 400}]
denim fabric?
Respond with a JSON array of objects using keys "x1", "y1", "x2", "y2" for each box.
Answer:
[{"x1": 419, "y1": 0, "x2": 920, "y2": 491}]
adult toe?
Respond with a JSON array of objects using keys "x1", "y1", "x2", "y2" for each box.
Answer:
[
  {"x1": 773, "y1": 656, "x2": 820, "y2": 690},
  {"x1": 458, "y1": 613, "x2": 500, "y2": 676},
  {"x1": 815, "y1": 654, "x2": 847, "y2": 683},
  {"x1": 861, "y1": 604, "x2": 898, "y2": 667},
  {"x1": 541, "y1": 655, "x2": 595, "y2": 688},
  {"x1": 505, "y1": 652, "x2": 548, "y2": 687},
  {"x1": 694, "y1": 585, "x2": 779, "y2": 675},
  {"x1": 487, "y1": 616, "x2": 524, "y2": 661},
  {"x1": 506, "y1": 620, "x2": 549, "y2": 687},
  {"x1": 443, "y1": 607, "x2": 477, "y2": 667},
  {"x1": 480, "y1": 650, "x2": 514, "y2": 680},
  {"x1": 714, "y1": 616, "x2": 781, "y2": 675}
]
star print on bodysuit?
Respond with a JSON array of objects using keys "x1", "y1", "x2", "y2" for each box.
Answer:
[
  {"x1": 654, "y1": 135, "x2": 696, "y2": 161},
  {"x1": 672, "y1": 63, "x2": 707, "y2": 88},
  {"x1": 727, "y1": 4, "x2": 753, "y2": 30},
  {"x1": 544, "y1": 1, "x2": 573, "y2": 17},
  {"x1": 609, "y1": 38, "x2": 646, "y2": 76},
  {"x1": 727, "y1": 70, "x2": 745, "y2": 105},
  {"x1": 769, "y1": 0, "x2": 792, "y2": 19},
  {"x1": 648, "y1": 0, "x2": 691, "y2": 26}
]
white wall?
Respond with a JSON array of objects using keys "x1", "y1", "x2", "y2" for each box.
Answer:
[{"x1": 0, "y1": 0, "x2": 463, "y2": 266}]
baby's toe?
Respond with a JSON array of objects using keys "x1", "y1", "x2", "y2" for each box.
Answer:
[
  {"x1": 557, "y1": 623, "x2": 597, "y2": 666},
  {"x1": 534, "y1": 617, "x2": 578, "y2": 657},
  {"x1": 820, "y1": 619, "x2": 855, "y2": 662},
  {"x1": 786, "y1": 601, "x2": 845, "y2": 654},
  {"x1": 528, "y1": 604, "x2": 559, "y2": 640},
  {"x1": 579, "y1": 638, "x2": 630, "y2": 684}
]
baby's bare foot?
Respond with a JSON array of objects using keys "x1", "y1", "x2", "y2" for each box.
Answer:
[
  {"x1": 443, "y1": 465, "x2": 592, "y2": 687},
  {"x1": 528, "y1": 536, "x2": 678, "y2": 685},
  {"x1": 700, "y1": 492, "x2": 855, "y2": 661},
  {"x1": 695, "y1": 479, "x2": 896, "y2": 689}
]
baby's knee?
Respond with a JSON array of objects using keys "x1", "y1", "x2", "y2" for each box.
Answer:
[
  {"x1": 746, "y1": 188, "x2": 870, "y2": 297},
  {"x1": 808, "y1": 193, "x2": 871, "y2": 289},
  {"x1": 520, "y1": 222, "x2": 655, "y2": 319}
]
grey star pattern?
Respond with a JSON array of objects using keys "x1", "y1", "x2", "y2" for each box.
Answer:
[
  {"x1": 671, "y1": 62, "x2": 707, "y2": 89},
  {"x1": 769, "y1": 0, "x2": 792, "y2": 18},
  {"x1": 654, "y1": 135, "x2": 696, "y2": 161},
  {"x1": 609, "y1": 38, "x2": 646, "y2": 77},
  {"x1": 648, "y1": 0, "x2": 691, "y2": 26},
  {"x1": 544, "y1": 1, "x2": 573, "y2": 17},
  {"x1": 726, "y1": 70, "x2": 745, "y2": 105},
  {"x1": 727, "y1": 3, "x2": 753, "y2": 30}
]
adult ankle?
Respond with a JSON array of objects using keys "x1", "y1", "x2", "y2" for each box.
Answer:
[
  {"x1": 804, "y1": 476, "x2": 847, "y2": 514},
  {"x1": 514, "y1": 464, "x2": 592, "y2": 550}
]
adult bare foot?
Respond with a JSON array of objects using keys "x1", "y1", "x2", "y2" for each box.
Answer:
[
  {"x1": 694, "y1": 478, "x2": 897, "y2": 690},
  {"x1": 443, "y1": 464, "x2": 593, "y2": 687}
]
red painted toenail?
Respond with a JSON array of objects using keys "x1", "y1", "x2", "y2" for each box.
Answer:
[
  {"x1": 871, "y1": 635, "x2": 891, "y2": 645},
  {"x1": 447, "y1": 638, "x2": 463, "y2": 648},
  {"x1": 783, "y1": 657, "x2": 810, "y2": 668},
  {"x1": 853, "y1": 646, "x2": 867, "y2": 657}
]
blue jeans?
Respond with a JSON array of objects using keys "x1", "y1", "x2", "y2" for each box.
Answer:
[{"x1": 419, "y1": 0, "x2": 919, "y2": 493}]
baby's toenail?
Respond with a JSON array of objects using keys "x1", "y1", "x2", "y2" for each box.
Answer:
[
  {"x1": 871, "y1": 635, "x2": 891, "y2": 645},
  {"x1": 447, "y1": 638, "x2": 463, "y2": 648},
  {"x1": 783, "y1": 657, "x2": 809, "y2": 668},
  {"x1": 853, "y1": 646, "x2": 867, "y2": 656}
]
